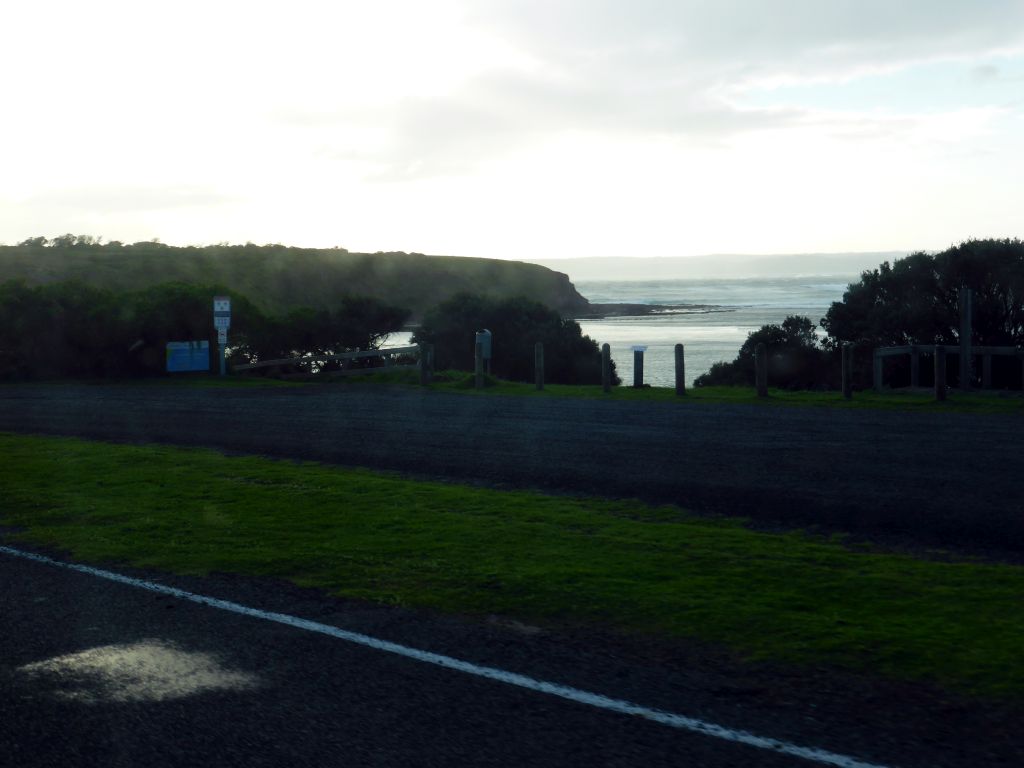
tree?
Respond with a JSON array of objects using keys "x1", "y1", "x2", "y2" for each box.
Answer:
[
  {"x1": 822, "y1": 238, "x2": 1024, "y2": 388},
  {"x1": 412, "y1": 293, "x2": 617, "y2": 385},
  {"x1": 695, "y1": 315, "x2": 830, "y2": 389},
  {"x1": 236, "y1": 297, "x2": 409, "y2": 370}
]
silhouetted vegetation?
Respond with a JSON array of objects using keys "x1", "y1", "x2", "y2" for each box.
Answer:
[
  {"x1": 695, "y1": 315, "x2": 833, "y2": 389},
  {"x1": 698, "y1": 238, "x2": 1024, "y2": 390},
  {"x1": 412, "y1": 293, "x2": 619, "y2": 385},
  {"x1": 0, "y1": 236, "x2": 590, "y2": 317},
  {"x1": 0, "y1": 280, "x2": 408, "y2": 380}
]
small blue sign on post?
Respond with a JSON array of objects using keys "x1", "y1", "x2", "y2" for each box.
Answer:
[{"x1": 166, "y1": 341, "x2": 210, "y2": 373}]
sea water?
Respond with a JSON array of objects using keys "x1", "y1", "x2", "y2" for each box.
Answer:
[
  {"x1": 575, "y1": 277, "x2": 855, "y2": 387},
  {"x1": 388, "y1": 276, "x2": 858, "y2": 387}
]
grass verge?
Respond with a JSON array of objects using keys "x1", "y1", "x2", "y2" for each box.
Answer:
[
  {"x1": 324, "y1": 368, "x2": 1024, "y2": 414},
  {"x1": 2, "y1": 432, "x2": 1023, "y2": 699}
]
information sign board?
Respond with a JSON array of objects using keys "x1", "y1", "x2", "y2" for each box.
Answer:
[{"x1": 166, "y1": 341, "x2": 210, "y2": 373}]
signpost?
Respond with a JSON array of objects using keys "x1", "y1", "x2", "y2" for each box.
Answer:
[{"x1": 214, "y1": 296, "x2": 231, "y2": 376}]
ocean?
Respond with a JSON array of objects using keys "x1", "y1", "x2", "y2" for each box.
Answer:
[
  {"x1": 388, "y1": 276, "x2": 858, "y2": 387},
  {"x1": 575, "y1": 277, "x2": 855, "y2": 387}
]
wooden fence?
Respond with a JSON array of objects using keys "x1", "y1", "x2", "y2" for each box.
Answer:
[
  {"x1": 873, "y1": 344, "x2": 1024, "y2": 391},
  {"x1": 233, "y1": 344, "x2": 434, "y2": 384}
]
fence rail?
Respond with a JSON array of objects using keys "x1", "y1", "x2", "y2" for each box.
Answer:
[{"x1": 873, "y1": 343, "x2": 1024, "y2": 391}]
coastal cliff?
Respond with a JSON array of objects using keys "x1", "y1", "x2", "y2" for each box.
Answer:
[{"x1": 0, "y1": 241, "x2": 592, "y2": 318}]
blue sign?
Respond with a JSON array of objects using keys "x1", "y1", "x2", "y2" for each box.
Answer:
[{"x1": 166, "y1": 341, "x2": 210, "y2": 373}]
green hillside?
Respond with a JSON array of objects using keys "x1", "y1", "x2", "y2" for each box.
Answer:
[{"x1": 0, "y1": 238, "x2": 590, "y2": 318}]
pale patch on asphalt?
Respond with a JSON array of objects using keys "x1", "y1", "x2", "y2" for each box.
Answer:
[{"x1": 18, "y1": 640, "x2": 260, "y2": 703}]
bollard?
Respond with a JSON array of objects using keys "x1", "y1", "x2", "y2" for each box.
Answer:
[
  {"x1": 535, "y1": 342, "x2": 544, "y2": 391},
  {"x1": 983, "y1": 353, "x2": 992, "y2": 389},
  {"x1": 633, "y1": 348, "x2": 644, "y2": 388},
  {"x1": 841, "y1": 343, "x2": 852, "y2": 400},
  {"x1": 872, "y1": 348, "x2": 883, "y2": 391},
  {"x1": 601, "y1": 343, "x2": 611, "y2": 393},
  {"x1": 755, "y1": 342, "x2": 768, "y2": 397},
  {"x1": 419, "y1": 344, "x2": 428, "y2": 386},
  {"x1": 910, "y1": 345, "x2": 920, "y2": 388},
  {"x1": 674, "y1": 343, "x2": 686, "y2": 396},
  {"x1": 475, "y1": 341, "x2": 484, "y2": 389},
  {"x1": 934, "y1": 345, "x2": 946, "y2": 401}
]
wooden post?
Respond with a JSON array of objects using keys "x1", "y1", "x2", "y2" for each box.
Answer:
[
  {"x1": 633, "y1": 349, "x2": 644, "y2": 388},
  {"x1": 418, "y1": 344, "x2": 428, "y2": 386},
  {"x1": 959, "y1": 287, "x2": 972, "y2": 390},
  {"x1": 841, "y1": 343, "x2": 852, "y2": 400},
  {"x1": 535, "y1": 342, "x2": 544, "y2": 391},
  {"x1": 601, "y1": 343, "x2": 611, "y2": 393},
  {"x1": 910, "y1": 345, "x2": 920, "y2": 388},
  {"x1": 755, "y1": 342, "x2": 768, "y2": 397},
  {"x1": 934, "y1": 345, "x2": 946, "y2": 401},
  {"x1": 873, "y1": 348, "x2": 882, "y2": 391},
  {"x1": 674, "y1": 344, "x2": 686, "y2": 396},
  {"x1": 475, "y1": 341, "x2": 484, "y2": 389},
  {"x1": 982, "y1": 353, "x2": 992, "y2": 389}
]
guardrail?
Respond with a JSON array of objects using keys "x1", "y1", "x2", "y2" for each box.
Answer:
[{"x1": 233, "y1": 344, "x2": 434, "y2": 384}]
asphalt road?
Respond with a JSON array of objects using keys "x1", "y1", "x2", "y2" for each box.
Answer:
[
  {"x1": 1, "y1": 383, "x2": 1022, "y2": 548},
  {"x1": 3, "y1": 383, "x2": 1024, "y2": 766},
  {"x1": 4, "y1": 545, "x2": 1022, "y2": 768}
]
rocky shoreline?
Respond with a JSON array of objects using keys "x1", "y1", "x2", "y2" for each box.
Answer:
[{"x1": 571, "y1": 302, "x2": 734, "y2": 319}]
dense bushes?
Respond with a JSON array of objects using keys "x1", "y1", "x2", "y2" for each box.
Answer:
[
  {"x1": 412, "y1": 293, "x2": 619, "y2": 385},
  {"x1": 0, "y1": 280, "x2": 408, "y2": 380}
]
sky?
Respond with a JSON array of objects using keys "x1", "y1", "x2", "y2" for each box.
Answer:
[{"x1": 2, "y1": 0, "x2": 1022, "y2": 259}]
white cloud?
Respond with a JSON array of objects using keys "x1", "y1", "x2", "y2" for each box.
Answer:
[{"x1": 2, "y1": 0, "x2": 1022, "y2": 254}]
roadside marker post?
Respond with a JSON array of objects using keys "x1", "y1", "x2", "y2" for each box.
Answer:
[
  {"x1": 674, "y1": 344, "x2": 686, "y2": 397},
  {"x1": 631, "y1": 346, "x2": 647, "y2": 388}
]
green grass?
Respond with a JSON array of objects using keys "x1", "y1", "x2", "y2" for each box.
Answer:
[
  {"x1": 317, "y1": 368, "x2": 1024, "y2": 414},
  {"x1": 2, "y1": 432, "x2": 1023, "y2": 699}
]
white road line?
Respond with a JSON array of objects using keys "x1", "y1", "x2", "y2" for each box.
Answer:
[{"x1": 2, "y1": 545, "x2": 893, "y2": 768}]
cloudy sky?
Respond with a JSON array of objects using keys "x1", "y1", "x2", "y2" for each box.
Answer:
[{"x1": 2, "y1": 1, "x2": 1022, "y2": 259}]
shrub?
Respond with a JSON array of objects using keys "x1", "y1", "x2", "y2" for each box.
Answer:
[{"x1": 412, "y1": 293, "x2": 618, "y2": 385}]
